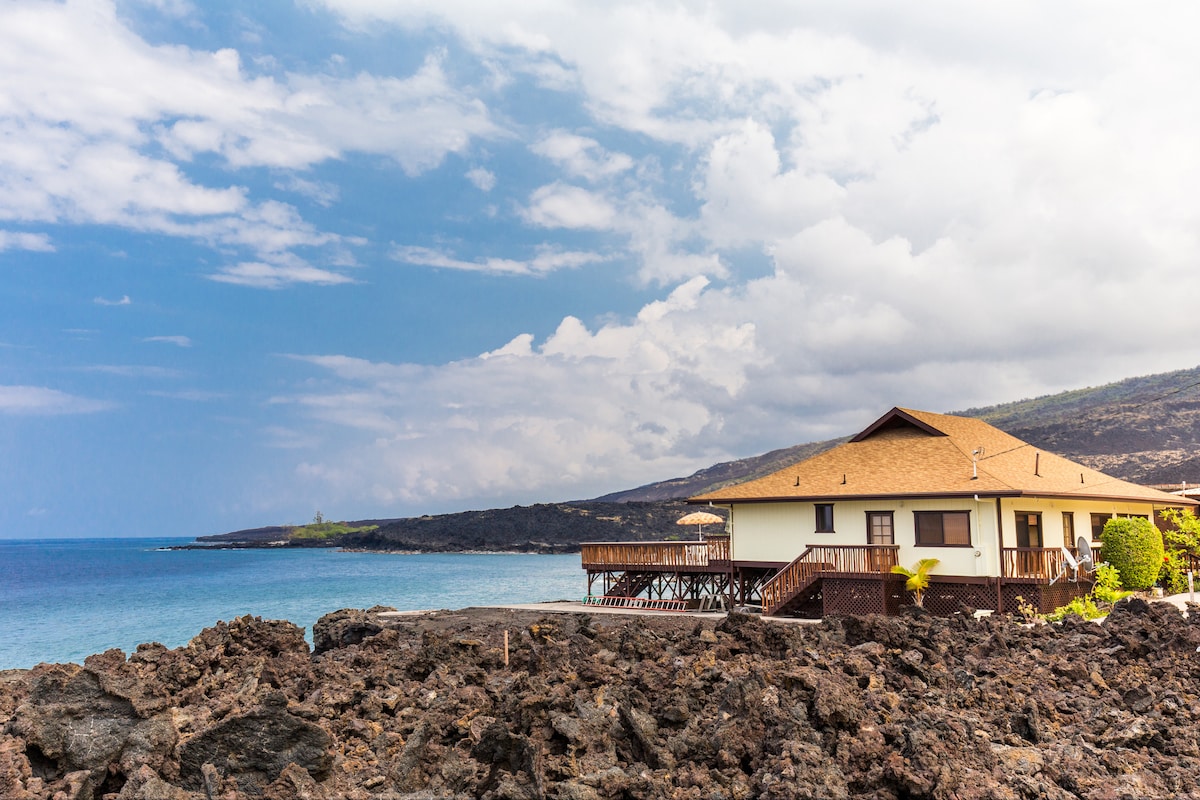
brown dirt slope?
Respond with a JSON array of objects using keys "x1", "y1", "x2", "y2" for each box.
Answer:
[{"x1": 608, "y1": 364, "x2": 1200, "y2": 501}]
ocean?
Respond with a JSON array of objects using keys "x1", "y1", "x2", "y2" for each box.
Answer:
[{"x1": 0, "y1": 538, "x2": 586, "y2": 670}]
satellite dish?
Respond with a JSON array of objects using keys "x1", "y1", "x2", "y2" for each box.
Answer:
[
  {"x1": 1076, "y1": 536, "x2": 1095, "y2": 573},
  {"x1": 1060, "y1": 547, "x2": 1079, "y2": 582}
]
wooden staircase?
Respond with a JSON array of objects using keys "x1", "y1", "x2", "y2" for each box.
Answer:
[
  {"x1": 760, "y1": 548, "x2": 831, "y2": 616},
  {"x1": 606, "y1": 571, "x2": 655, "y2": 598},
  {"x1": 760, "y1": 544, "x2": 900, "y2": 616}
]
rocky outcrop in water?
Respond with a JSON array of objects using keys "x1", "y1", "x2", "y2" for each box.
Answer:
[{"x1": 3, "y1": 600, "x2": 1200, "y2": 798}]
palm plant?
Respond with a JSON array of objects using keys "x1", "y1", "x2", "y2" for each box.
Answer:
[{"x1": 891, "y1": 558, "x2": 941, "y2": 607}]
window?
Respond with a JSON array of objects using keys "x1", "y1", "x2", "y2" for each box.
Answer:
[
  {"x1": 815, "y1": 504, "x2": 835, "y2": 533},
  {"x1": 1091, "y1": 512, "x2": 1150, "y2": 540},
  {"x1": 867, "y1": 511, "x2": 895, "y2": 545},
  {"x1": 1063, "y1": 512, "x2": 1075, "y2": 545},
  {"x1": 1015, "y1": 512, "x2": 1042, "y2": 548},
  {"x1": 914, "y1": 511, "x2": 971, "y2": 546}
]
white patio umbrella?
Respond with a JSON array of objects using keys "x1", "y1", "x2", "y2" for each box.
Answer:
[{"x1": 676, "y1": 511, "x2": 725, "y2": 538}]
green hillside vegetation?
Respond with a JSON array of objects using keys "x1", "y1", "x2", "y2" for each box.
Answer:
[{"x1": 290, "y1": 521, "x2": 379, "y2": 540}]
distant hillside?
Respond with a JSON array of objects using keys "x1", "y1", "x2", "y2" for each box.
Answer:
[
  {"x1": 199, "y1": 501, "x2": 721, "y2": 552},
  {"x1": 604, "y1": 364, "x2": 1200, "y2": 502},
  {"x1": 338, "y1": 500, "x2": 712, "y2": 552}
]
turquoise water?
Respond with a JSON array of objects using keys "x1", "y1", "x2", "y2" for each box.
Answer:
[{"x1": 0, "y1": 538, "x2": 586, "y2": 670}]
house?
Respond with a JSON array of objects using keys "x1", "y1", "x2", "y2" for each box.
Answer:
[{"x1": 582, "y1": 407, "x2": 1196, "y2": 616}]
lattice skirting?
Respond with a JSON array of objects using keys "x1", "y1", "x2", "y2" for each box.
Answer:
[
  {"x1": 822, "y1": 577, "x2": 1094, "y2": 617},
  {"x1": 1000, "y1": 581, "x2": 1093, "y2": 614},
  {"x1": 821, "y1": 577, "x2": 908, "y2": 616},
  {"x1": 922, "y1": 582, "x2": 999, "y2": 616}
]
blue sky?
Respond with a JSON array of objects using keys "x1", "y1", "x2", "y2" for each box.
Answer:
[{"x1": 4, "y1": 1, "x2": 1200, "y2": 538}]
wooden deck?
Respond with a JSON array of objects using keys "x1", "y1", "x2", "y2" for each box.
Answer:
[
  {"x1": 581, "y1": 535, "x2": 730, "y2": 572},
  {"x1": 1001, "y1": 546, "x2": 1094, "y2": 583},
  {"x1": 582, "y1": 539, "x2": 1095, "y2": 616}
]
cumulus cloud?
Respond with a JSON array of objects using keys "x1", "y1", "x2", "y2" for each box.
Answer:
[
  {"x1": 0, "y1": 385, "x2": 112, "y2": 415},
  {"x1": 522, "y1": 183, "x2": 617, "y2": 229},
  {"x1": 466, "y1": 167, "x2": 496, "y2": 192},
  {"x1": 274, "y1": 277, "x2": 762, "y2": 505},
  {"x1": 532, "y1": 131, "x2": 633, "y2": 181},
  {"x1": 0, "y1": 230, "x2": 54, "y2": 252},
  {"x1": 0, "y1": 2, "x2": 499, "y2": 281},
  {"x1": 214, "y1": 0, "x2": 1196, "y2": 513},
  {"x1": 12, "y1": 1, "x2": 1200, "y2": 520}
]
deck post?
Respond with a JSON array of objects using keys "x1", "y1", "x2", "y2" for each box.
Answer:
[{"x1": 727, "y1": 566, "x2": 734, "y2": 611}]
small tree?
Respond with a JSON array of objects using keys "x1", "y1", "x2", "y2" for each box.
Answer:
[
  {"x1": 892, "y1": 558, "x2": 940, "y2": 607},
  {"x1": 1100, "y1": 516, "x2": 1164, "y2": 590},
  {"x1": 1159, "y1": 508, "x2": 1200, "y2": 593}
]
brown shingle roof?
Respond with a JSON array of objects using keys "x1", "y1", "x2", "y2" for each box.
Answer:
[{"x1": 691, "y1": 407, "x2": 1197, "y2": 506}]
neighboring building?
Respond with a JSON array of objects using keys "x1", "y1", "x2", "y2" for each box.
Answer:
[{"x1": 582, "y1": 407, "x2": 1196, "y2": 616}]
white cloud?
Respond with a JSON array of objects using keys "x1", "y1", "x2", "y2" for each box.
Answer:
[
  {"x1": 532, "y1": 131, "x2": 633, "y2": 181},
  {"x1": 208, "y1": 258, "x2": 356, "y2": 289},
  {"x1": 522, "y1": 182, "x2": 616, "y2": 229},
  {"x1": 11, "y1": 0, "x2": 1200, "y2": 520},
  {"x1": 143, "y1": 335, "x2": 192, "y2": 347},
  {"x1": 0, "y1": 385, "x2": 112, "y2": 415},
  {"x1": 270, "y1": 277, "x2": 765, "y2": 506},
  {"x1": 274, "y1": 175, "x2": 340, "y2": 207},
  {"x1": 94, "y1": 295, "x2": 132, "y2": 306},
  {"x1": 466, "y1": 167, "x2": 496, "y2": 191},
  {"x1": 390, "y1": 244, "x2": 605, "y2": 276},
  {"x1": 274, "y1": 220, "x2": 1200, "y2": 510},
  {"x1": 0, "y1": 2, "x2": 501, "y2": 281},
  {"x1": 0, "y1": 230, "x2": 54, "y2": 252},
  {"x1": 126, "y1": 0, "x2": 195, "y2": 18}
]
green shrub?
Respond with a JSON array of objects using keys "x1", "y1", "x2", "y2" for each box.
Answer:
[
  {"x1": 1044, "y1": 595, "x2": 1103, "y2": 622},
  {"x1": 1100, "y1": 517, "x2": 1164, "y2": 590},
  {"x1": 1091, "y1": 562, "x2": 1132, "y2": 605}
]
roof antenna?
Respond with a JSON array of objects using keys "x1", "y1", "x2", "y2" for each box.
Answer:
[
  {"x1": 794, "y1": 476, "x2": 800, "y2": 487},
  {"x1": 841, "y1": 473, "x2": 847, "y2": 485},
  {"x1": 1035, "y1": 452, "x2": 1041, "y2": 477},
  {"x1": 971, "y1": 448, "x2": 983, "y2": 480}
]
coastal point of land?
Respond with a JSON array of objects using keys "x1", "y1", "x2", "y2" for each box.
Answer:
[{"x1": 3, "y1": 599, "x2": 1200, "y2": 798}]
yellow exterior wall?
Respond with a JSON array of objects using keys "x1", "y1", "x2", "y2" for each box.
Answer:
[
  {"x1": 728, "y1": 495, "x2": 1165, "y2": 578},
  {"x1": 997, "y1": 498, "x2": 1162, "y2": 549}
]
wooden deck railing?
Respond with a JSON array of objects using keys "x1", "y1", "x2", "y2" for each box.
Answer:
[
  {"x1": 581, "y1": 537, "x2": 730, "y2": 570},
  {"x1": 760, "y1": 545, "x2": 899, "y2": 614},
  {"x1": 806, "y1": 544, "x2": 900, "y2": 574},
  {"x1": 760, "y1": 549, "x2": 826, "y2": 614},
  {"x1": 1001, "y1": 547, "x2": 1092, "y2": 582}
]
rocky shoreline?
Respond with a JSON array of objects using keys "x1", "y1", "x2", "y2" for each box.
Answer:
[{"x1": 3, "y1": 600, "x2": 1200, "y2": 799}]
